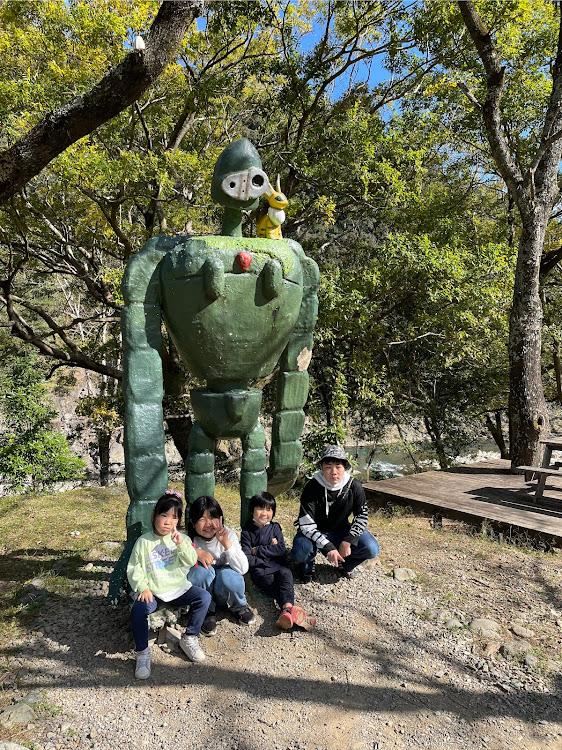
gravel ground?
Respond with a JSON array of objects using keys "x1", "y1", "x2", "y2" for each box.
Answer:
[{"x1": 2, "y1": 516, "x2": 562, "y2": 750}]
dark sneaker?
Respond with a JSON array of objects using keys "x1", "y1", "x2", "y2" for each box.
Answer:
[
  {"x1": 236, "y1": 606, "x2": 256, "y2": 626},
  {"x1": 300, "y1": 562, "x2": 315, "y2": 583},
  {"x1": 201, "y1": 614, "x2": 217, "y2": 636}
]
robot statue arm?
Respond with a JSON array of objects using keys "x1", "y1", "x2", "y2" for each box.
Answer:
[
  {"x1": 109, "y1": 236, "x2": 174, "y2": 603},
  {"x1": 267, "y1": 245, "x2": 319, "y2": 496}
]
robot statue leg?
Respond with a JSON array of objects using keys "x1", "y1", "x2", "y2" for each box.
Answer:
[
  {"x1": 188, "y1": 387, "x2": 264, "y2": 526},
  {"x1": 240, "y1": 421, "x2": 267, "y2": 526},
  {"x1": 185, "y1": 422, "x2": 216, "y2": 511}
]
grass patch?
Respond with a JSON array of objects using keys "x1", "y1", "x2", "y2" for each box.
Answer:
[
  {"x1": 0, "y1": 485, "x2": 129, "y2": 556},
  {"x1": 0, "y1": 494, "x2": 23, "y2": 518},
  {"x1": 0, "y1": 485, "x2": 130, "y2": 653}
]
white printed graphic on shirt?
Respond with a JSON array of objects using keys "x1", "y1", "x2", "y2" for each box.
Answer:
[{"x1": 146, "y1": 544, "x2": 177, "y2": 573}]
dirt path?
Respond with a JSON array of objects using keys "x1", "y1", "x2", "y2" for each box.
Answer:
[{"x1": 2, "y1": 514, "x2": 562, "y2": 750}]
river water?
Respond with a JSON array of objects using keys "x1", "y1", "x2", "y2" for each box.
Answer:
[{"x1": 347, "y1": 440, "x2": 501, "y2": 480}]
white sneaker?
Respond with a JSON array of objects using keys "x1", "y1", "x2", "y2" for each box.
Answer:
[
  {"x1": 180, "y1": 635, "x2": 205, "y2": 662},
  {"x1": 135, "y1": 650, "x2": 151, "y2": 679}
]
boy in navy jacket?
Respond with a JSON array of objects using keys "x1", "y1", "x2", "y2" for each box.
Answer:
[{"x1": 241, "y1": 492, "x2": 315, "y2": 630}]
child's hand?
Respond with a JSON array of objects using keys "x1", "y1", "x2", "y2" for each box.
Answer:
[
  {"x1": 326, "y1": 549, "x2": 345, "y2": 567},
  {"x1": 251, "y1": 547, "x2": 257, "y2": 555},
  {"x1": 197, "y1": 548, "x2": 214, "y2": 569},
  {"x1": 138, "y1": 588, "x2": 153, "y2": 603},
  {"x1": 338, "y1": 541, "x2": 351, "y2": 559},
  {"x1": 215, "y1": 519, "x2": 231, "y2": 550},
  {"x1": 271, "y1": 537, "x2": 278, "y2": 545},
  {"x1": 171, "y1": 528, "x2": 182, "y2": 546}
]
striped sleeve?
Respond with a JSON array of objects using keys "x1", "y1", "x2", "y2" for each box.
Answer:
[
  {"x1": 345, "y1": 480, "x2": 369, "y2": 543},
  {"x1": 297, "y1": 479, "x2": 337, "y2": 554},
  {"x1": 298, "y1": 513, "x2": 333, "y2": 552}
]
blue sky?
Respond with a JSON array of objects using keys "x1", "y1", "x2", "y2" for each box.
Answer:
[{"x1": 195, "y1": 11, "x2": 392, "y2": 100}]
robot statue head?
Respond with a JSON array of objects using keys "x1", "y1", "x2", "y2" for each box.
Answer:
[
  {"x1": 211, "y1": 138, "x2": 267, "y2": 209},
  {"x1": 211, "y1": 138, "x2": 274, "y2": 237},
  {"x1": 109, "y1": 139, "x2": 319, "y2": 604}
]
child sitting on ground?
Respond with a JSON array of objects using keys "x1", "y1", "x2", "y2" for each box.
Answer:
[
  {"x1": 187, "y1": 495, "x2": 256, "y2": 635},
  {"x1": 241, "y1": 492, "x2": 315, "y2": 631},
  {"x1": 127, "y1": 490, "x2": 211, "y2": 679}
]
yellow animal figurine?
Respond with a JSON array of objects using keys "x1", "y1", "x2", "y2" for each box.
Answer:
[{"x1": 256, "y1": 175, "x2": 288, "y2": 240}]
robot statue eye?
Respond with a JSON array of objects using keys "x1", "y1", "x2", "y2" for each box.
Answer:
[{"x1": 221, "y1": 167, "x2": 269, "y2": 201}]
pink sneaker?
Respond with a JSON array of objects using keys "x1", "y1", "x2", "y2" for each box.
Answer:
[
  {"x1": 291, "y1": 605, "x2": 316, "y2": 631},
  {"x1": 276, "y1": 608, "x2": 294, "y2": 630}
]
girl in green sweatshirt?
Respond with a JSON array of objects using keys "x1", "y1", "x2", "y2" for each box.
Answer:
[{"x1": 127, "y1": 491, "x2": 211, "y2": 679}]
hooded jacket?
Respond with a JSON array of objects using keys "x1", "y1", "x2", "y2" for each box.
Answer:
[{"x1": 296, "y1": 472, "x2": 369, "y2": 555}]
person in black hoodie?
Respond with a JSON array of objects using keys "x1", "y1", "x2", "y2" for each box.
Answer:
[
  {"x1": 292, "y1": 445, "x2": 379, "y2": 583},
  {"x1": 241, "y1": 492, "x2": 315, "y2": 631}
]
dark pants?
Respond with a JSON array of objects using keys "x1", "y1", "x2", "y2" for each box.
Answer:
[
  {"x1": 251, "y1": 566, "x2": 295, "y2": 608},
  {"x1": 291, "y1": 528, "x2": 379, "y2": 575},
  {"x1": 131, "y1": 585, "x2": 211, "y2": 652}
]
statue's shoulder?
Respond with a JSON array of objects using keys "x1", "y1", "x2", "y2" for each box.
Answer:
[{"x1": 161, "y1": 236, "x2": 306, "y2": 285}]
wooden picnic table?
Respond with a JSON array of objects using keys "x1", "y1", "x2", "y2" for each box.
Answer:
[{"x1": 518, "y1": 436, "x2": 562, "y2": 501}]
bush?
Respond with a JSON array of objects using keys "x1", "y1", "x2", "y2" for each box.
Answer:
[{"x1": 0, "y1": 353, "x2": 85, "y2": 491}]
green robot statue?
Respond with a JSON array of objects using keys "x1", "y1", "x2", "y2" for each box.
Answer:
[{"x1": 109, "y1": 139, "x2": 319, "y2": 602}]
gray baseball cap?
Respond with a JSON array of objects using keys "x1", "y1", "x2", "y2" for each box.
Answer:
[{"x1": 318, "y1": 445, "x2": 351, "y2": 470}]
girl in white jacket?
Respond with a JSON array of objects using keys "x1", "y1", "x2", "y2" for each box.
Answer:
[{"x1": 187, "y1": 495, "x2": 255, "y2": 635}]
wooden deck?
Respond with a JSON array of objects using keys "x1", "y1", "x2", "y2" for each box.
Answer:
[{"x1": 363, "y1": 458, "x2": 562, "y2": 543}]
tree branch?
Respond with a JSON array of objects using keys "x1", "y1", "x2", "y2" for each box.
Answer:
[
  {"x1": 0, "y1": 0, "x2": 204, "y2": 205},
  {"x1": 540, "y1": 243, "x2": 562, "y2": 278},
  {"x1": 457, "y1": 80, "x2": 482, "y2": 108},
  {"x1": 388, "y1": 332, "x2": 446, "y2": 347},
  {"x1": 457, "y1": 1, "x2": 524, "y2": 196},
  {"x1": 530, "y1": 1, "x2": 562, "y2": 203},
  {"x1": 0, "y1": 292, "x2": 122, "y2": 379}
]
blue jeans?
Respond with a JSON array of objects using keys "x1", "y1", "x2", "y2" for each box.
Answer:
[
  {"x1": 291, "y1": 528, "x2": 379, "y2": 575},
  {"x1": 187, "y1": 564, "x2": 247, "y2": 613},
  {"x1": 131, "y1": 585, "x2": 211, "y2": 652}
]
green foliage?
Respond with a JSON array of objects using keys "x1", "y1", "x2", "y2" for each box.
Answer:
[
  {"x1": 301, "y1": 424, "x2": 347, "y2": 478},
  {"x1": 301, "y1": 365, "x2": 347, "y2": 477},
  {"x1": 1, "y1": 0, "x2": 549, "y2": 473},
  {"x1": 75, "y1": 392, "x2": 122, "y2": 437},
  {"x1": 414, "y1": 0, "x2": 559, "y2": 174},
  {"x1": 0, "y1": 347, "x2": 85, "y2": 491}
]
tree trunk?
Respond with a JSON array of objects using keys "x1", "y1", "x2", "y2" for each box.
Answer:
[
  {"x1": 166, "y1": 415, "x2": 193, "y2": 462},
  {"x1": 162, "y1": 351, "x2": 192, "y2": 461},
  {"x1": 98, "y1": 432, "x2": 111, "y2": 486},
  {"x1": 553, "y1": 339, "x2": 562, "y2": 405},
  {"x1": 423, "y1": 412, "x2": 449, "y2": 470},
  {"x1": 458, "y1": 1, "x2": 562, "y2": 471},
  {"x1": 485, "y1": 411, "x2": 510, "y2": 460},
  {"x1": 508, "y1": 218, "x2": 549, "y2": 467}
]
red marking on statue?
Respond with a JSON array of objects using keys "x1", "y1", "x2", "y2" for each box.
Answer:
[{"x1": 236, "y1": 252, "x2": 252, "y2": 272}]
